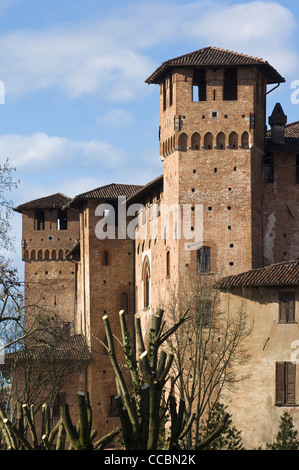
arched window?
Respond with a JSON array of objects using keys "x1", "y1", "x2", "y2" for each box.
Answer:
[
  {"x1": 191, "y1": 132, "x2": 200, "y2": 150},
  {"x1": 51, "y1": 249, "x2": 57, "y2": 260},
  {"x1": 229, "y1": 132, "x2": 238, "y2": 149},
  {"x1": 120, "y1": 293, "x2": 129, "y2": 314},
  {"x1": 38, "y1": 249, "x2": 43, "y2": 260},
  {"x1": 23, "y1": 250, "x2": 29, "y2": 260},
  {"x1": 241, "y1": 131, "x2": 249, "y2": 148},
  {"x1": 216, "y1": 132, "x2": 225, "y2": 149},
  {"x1": 45, "y1": 249, "x2": 50, "y2": 260},
  {"x1": 58, "y1": 249, "x2": 64, "y2": 260},
  {"x1": 204, "y1": 132, "x2": 213, "y2": 149},
  {"x1": 166, "y1": 251, "x2": 170, "y2": 278},
  {"x1": 142, "y1": 257, "x2": 150, "y2": 309},
  {"x1": 178, "y1": 133, "x2": 188, "y2": 152},
  {"x1": 31, "y1": 249, "x2": 36, "y2": 260},
  {"x1": 103, "y1": 251, "x2": 109, "y2": 266}
]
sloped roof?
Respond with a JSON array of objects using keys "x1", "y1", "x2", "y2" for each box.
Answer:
[
  {"x1": 146, "y1": 46, "x2": 285, "y2": 85},
  {"x1": 14, "y1": 193, "x2": 71, "y2": 213},
  {"x1": 3, "y1": 334, "x2": 91, "y2": 363},
  {"x1": 126, "y1": 174, "x2": 163, "y2": 204},
  {"x1": 75, "y1": 183, "x2": 143, "y2": 200},
  {"x1": 218, "y1": 259, "x2": 299, "y2": 289}
]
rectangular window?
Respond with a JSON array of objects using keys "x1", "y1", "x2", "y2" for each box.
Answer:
[
  {"x1": 35, "y1": 209, "x2": 45, "y2": 231},
  {"x1": 279, "y1": 292, "x2": 295, "y2": 323},
  {"x1": 223, "y1": 68, "x2": 237, "y2": 101},
  {"x1": 197, "y1": 246, "x2": 211, "y2": 273},
  {"x1": 296, "y1": 155, "x2": 299, "y2": 184},
  {"x1": 263, "y1": 155, "x2": 274, "y2": 183},
  {"x1": 163, "y1": 80, "x2": 166, "y2": 111},
  {"x1": 198, "y1": 300, "x2": 212, "y2": 327},
  {"x1": 109, "y1": 396, "x2": 118, "y2": 417},
  {"x1": 169, "y1": 75, "x2": 173, "y2": 107},
  {"x1": 193, "y1": 69, "x2": 206, "y2": 102},
  {"x1": 276, "y1": 362, "x2": 296, "y2": 405},
  {"x1": 57, "y1": 209, "x2": 67, "y2": 230}
]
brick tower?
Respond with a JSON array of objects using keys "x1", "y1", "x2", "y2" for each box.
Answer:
[
  {"x1": 14, "y1": 193, "x2": 80, "y2": 330},
  {"x1": 145, "y1": 46, "x2": 285, "y2": 279}
]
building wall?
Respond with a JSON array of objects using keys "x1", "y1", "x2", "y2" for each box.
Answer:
[
  {"x1": 263, "y1": 152, "x2": 299, "y2": 266},
  {"x1": 221, "y1": 286, "x2": 299, "y2": 449}
]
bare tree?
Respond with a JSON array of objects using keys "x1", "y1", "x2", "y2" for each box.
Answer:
[{"x1": 165, "y1": 269, "x2": 252, "y2": 449}]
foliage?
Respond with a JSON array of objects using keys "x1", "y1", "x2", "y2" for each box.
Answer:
[
  {"x1": 266, "y1": 411, "x2": 299, "y2": 450},
  {"x1": 197, "y1": 403, "x2": 243, "y2": 450}
]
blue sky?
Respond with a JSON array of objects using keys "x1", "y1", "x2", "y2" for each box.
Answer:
[{"x1": 1, "y1": 0, "x2": 299, "y2": 271}]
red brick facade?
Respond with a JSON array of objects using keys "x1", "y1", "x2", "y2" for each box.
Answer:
[{"x1": 14, "y1": 47, "x2": 299, "y2": 437}]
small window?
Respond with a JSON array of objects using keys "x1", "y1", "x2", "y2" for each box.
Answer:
[
  {"x1": 193, "y1": 69, "x2": 206, "y2": 102},
  {"x1": 166, "y1": 251, "x2": 170, "y2": 278},
  {"x1": 103, "y1": 251, "x2": 109, "y2": 266},
  {"x1": 57, "y1": 209, "x2": 67, "y2": 231},
  {"x1": 35, "y1": 210, "x2": 45, "y2": 231},
  {"x1": 263, "y1": 154, "x2": 274, "y2": 183},
  {"x1": 169, "y1": 75, "x2": 173, "y2": 107},
  {"x1": 197, "y1": 300, "x2": 212, "y2": 327},
  {"x1": 197, "y1": 246, "x2": 211, "y2": 273},
  {"x1": 120, "y1": 292, "x2": 129, "y2": 314},
  {"x1": 178, "y1": 133, "x2": 188, "y2": 152},
  {"x1": 241, "y1": 131, "x2": 249, "y2": 148},
  {"x1": 223, "y1": 68, "x2": 237, "y2": 101},
  {"x1": 142, "y1": 257, "x2": 150, "y2": 308},
  {"x1": 191, "y1": 132, "x2": 200, "y2": 150},
  {"x1": 276, "y1": 362, "x2": 296, "y2": 405},
  {"x1": 216, "y1": 132, "x2": 225, "y2": 149},
  {"x1": 163, "y1": 80, "x2": 166, "y2": 111},
  {"x1": 279, "y1": 292, "x2": 295, "y2": 323}
]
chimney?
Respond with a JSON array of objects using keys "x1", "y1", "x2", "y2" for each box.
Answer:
[{"x1": 268, "y1": 103, "x2": 287, "y2": 145}]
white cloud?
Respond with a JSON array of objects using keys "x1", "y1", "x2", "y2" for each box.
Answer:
[
  {"x1": 0, "y1": 132, "x2": 125, "y2": 173},
  {"x1": 0, "y1": 1, "x2": 296, "y2": 101}
]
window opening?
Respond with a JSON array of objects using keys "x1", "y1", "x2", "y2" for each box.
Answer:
[
  {"x1": 35, "y1": 210, "x2": 45, "y2": 231},
  {"x1": 276, "y1": 362, "x2": 296, "y2": 405},
  {"x1": 279, "y1": 292, "x2": 295, "y2": 323},
  {"x1": 193, "y1": 69, "x2": 206, "y2": 102},
  {"x1": 57, "y1": 209, "x2": 67, "y2": 230},
  {"x1": 263, "y1": 154, "x2": 274, "y2": 183},
  {"x1": 197, "y1": 246, "x2": 211, "y2": 272},
  {"x1": 223, "y1": 68, "x2": 237, "y2": 100}
]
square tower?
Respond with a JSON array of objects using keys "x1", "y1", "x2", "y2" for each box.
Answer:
[{"x1": 146, "y1": 47, "x2": 285, "y2": 278}]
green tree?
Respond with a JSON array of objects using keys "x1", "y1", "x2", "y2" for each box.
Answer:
[
  {"x1": 266, "y1": 411, "x2": 299, "y2": 450},
  {"x1": 198, "y1": 403, "x2": 243, "y2": 450}
]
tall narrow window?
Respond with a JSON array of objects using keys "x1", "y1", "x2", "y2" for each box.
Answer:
[
  {"x1": 169, "y1": 75, "x2": 173, "y2": 106},
  {"x1": 142, "y1": 257, "x2": 150, "y2": 309},
  {"x1": 276, "y1": 362, "x2": 296, "y2": 405},
  {"x1": 166, "y1": 251, "x2": 170, "y2": 278},
  {"x1": 279, "y1": 292, "x2": 295, "y2": 323},
  {"x1": 197, "y1": 300, "x2": 212, "y2": 327},
  {"x1": 296, "y1": 155, "x2": 299, "y2": 184},
  {"x1": 163, "y1": 80, "x2": 166, "y2": 111},
  {"x1": 263, "y1": 154, "x2": 274, "y2": 183},
  {"x1": 57, "y1": 209, "x2": 67, "y2": 230},
  {"x1": 223, "y1": 68, "x2": 237, "y2": 100},
  {"x1": 120, "y1": 292, "x2": 129, "y2": 314},
  {"x1": 193, "y1": 69, "x2": 206, "y2": 102},
  {"x1": 241, "y1": 131, "x2": 249, "y2": 148},
  {"x1": 197, "y1": 246, "x2": 211, "y2": 272},
  {"x1": 35, "y1": 209, "x2": 45, "y2": 231},
  {"x1": 103, "y1": 251, "x2": 109, "y2": 266}
]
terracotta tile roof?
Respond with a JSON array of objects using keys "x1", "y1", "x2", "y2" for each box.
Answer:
[
  {"x1": 67, "y1": 183, "x2": 143, "y2": 209},
  {"x1": 14, "y1": 193, "x2": 71, "y2": 213},
  {"x1": 3, "y1": 334, "x2": 91, "y2": 363},
  {"x1": 217, "y1": 259, "x2": 299, "y2": 289},
  {"x1": 146, "y1": 46, "x2": 285, "y2": 84}
]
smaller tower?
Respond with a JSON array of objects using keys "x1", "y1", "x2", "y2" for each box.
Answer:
[
  {"x1": 268, "y1": 102, "x2": 287, "y2": 145},
  {"x1": 14, "y1": 193, "x2": 80, "y2": 332}
]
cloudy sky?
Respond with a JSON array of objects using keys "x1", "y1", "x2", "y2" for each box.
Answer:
[{"x1": 1, "y1": 0, "x2": 299, "y2": 270}]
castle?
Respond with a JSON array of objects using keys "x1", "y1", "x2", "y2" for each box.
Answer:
[{"x1": 13, "y1": 46, "x2": 299, "y2": 448}]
